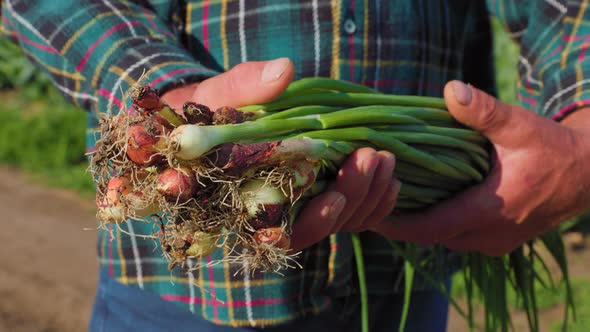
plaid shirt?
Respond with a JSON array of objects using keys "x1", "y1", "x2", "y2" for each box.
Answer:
[{"x1": 3, "y1": 0, "x2": 590, "y2": 327}]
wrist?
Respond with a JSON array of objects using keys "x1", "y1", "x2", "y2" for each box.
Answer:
[
  {"x1": 560, "y1": 107, "x2": 590, "y2": 214},
  {"x1": 561, "y1": 107, "x2": 590, "y2": 130}
]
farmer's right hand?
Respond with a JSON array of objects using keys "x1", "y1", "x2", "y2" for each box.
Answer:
[
  {"x1": 160, "y1": 59, "x2": 400, "y2": 253},
  {"x1": 290, "y1": 149, "x2": 401, "y2": 252}
]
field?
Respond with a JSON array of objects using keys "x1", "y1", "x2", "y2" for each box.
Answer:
[{"x1": 1, "y1": 19, "x2": 589, "y2": 332}]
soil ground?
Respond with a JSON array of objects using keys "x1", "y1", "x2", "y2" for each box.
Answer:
[
  {"x1": 0, "y1": 166, "x2": 98, "y2": 332},
  {"x1": 0, "y1": 165, "x2": 586, "y2": 331}
]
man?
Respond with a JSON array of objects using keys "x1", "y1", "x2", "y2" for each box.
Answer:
[{"x1": 3, "y1": 1, "x2": 590, "y2": 331}]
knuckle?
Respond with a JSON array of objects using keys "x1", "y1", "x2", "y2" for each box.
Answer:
[
  {"x1": 222, "y1": 70, "x2": 241, "y2": 95},
  {"x1": 230, "y1": 62, "x2": 251, "y2": 77},
  {"x1": 354, "y1": 147, "x2": 377, "y2": 160},
  {"x1": 479, "y1": 92, "x2": 501, "y2": 130},
  {"x1": 378, "y1": 150, "x2": 395, "y2": 160},
  {"x1": 224, "y1": 62, "x2": 255, "y2": 92},
  {"x1": 357, "y1": 147, "x2": 377, "y2": 156},
  {"x1": 379, "y1": 151, "x2": 396, "y2": 169}
]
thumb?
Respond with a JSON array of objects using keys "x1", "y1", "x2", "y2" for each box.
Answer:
[
  {"x1": 193, "y1": 58, "x2": 294, "y2": 110},
  {"x1": 444, "y1": 80, "x2": 537, "y2": 145}
]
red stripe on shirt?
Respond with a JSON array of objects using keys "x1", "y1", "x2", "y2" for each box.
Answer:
[
  {"x1": 97, "y1": 88, "x2": 123, "y2": 108},
  {"x1": 148, "y1": 68, "x2": 207, "y2": 86},
  {"x1": 76, "y1": 21, "x2": 142, "y2": 71},
  {"x1": 7, "y1": 31, "x2": 58, "y2": 53},
  {"x1": 140, "y1": 7, "x2": 175, "y2": 38}
]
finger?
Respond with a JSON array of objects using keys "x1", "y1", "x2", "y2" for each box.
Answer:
[
  {"x1": 444, "y1": 80, "x2": 541, "y2": 147},
  {"x1": 356, "y1": 178, "x2": 401, "y2": 232},
  {"x1": 370, "y1": 175, "x2": 504, "y2": 245},
  {"x1": 329, "y1": 148, "x2": 380, "y2": 232},
  {"x1": 290, "y1": 191, "x2": 346, "y2": 252},
  {"x1": 341, "y1": 151, "x2": 396, "y2": 231},
  {"x1": 193, "y1": 58, "x2": 295, "y2": 109}
]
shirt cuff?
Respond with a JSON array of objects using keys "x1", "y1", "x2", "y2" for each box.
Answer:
[{"x1": 532, "y1": 69, "x2": 590, "y2": 122}]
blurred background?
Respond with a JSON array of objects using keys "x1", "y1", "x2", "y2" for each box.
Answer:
[
  {"x1": 0, "y1": 27, "x2": 98, "y2": 332},
  {"x1": 0, "y1": 19, "x2": 589, "y2": 332}
]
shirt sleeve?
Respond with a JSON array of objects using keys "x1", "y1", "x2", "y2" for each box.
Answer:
[
  {"x1": 488, "y1": 0, "x2": 590, "y2": 120},
  {"x1": 1, "y1": 0, "x2": 221, "y2": 115}
]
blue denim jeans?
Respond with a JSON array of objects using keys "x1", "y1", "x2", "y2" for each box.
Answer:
[{"x1": 89, "y1": 270, "x2": 450, "y2": 332}]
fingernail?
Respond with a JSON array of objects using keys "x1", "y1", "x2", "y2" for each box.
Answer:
[
  {"x1": 261, "y1": 58, "x2": 289, "y2": 83},
  {"x1": 452, "y1": 81, "x2": 472, "y2": 105},
  {"x1": 361, "y1": 152, "x2": 378, "y2": 175},
  {"x1": 320, "y1": 193, "x2": 346, "y2": 220}
]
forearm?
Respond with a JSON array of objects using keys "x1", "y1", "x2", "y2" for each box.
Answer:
[{"x1": 1, "y1": 0, "x2": 219, "y2": 113}]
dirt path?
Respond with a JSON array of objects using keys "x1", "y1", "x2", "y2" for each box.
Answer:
[{"x1": 0, "y1": 166, "x2": 98, "y2": 332}]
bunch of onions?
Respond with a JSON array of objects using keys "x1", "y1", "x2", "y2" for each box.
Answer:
[{"x1": 89, "y1": 78, "x2": 572, "y2": 332}]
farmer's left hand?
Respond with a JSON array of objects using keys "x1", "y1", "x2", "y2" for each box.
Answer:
[{"x1": 372, "y1": 80, "x2": 590, "y2": 256}]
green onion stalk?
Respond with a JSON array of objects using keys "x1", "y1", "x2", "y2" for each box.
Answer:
[{"x1": 90, "y1": 78, "x2": 574, "y2": 332}]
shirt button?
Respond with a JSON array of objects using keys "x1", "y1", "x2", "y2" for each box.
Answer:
[{"x1": 344, "y1": 18, "x2": 356, "y2": 35}]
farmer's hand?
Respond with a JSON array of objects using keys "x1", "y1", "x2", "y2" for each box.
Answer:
[
  {"x1": 372, "y1": 80, "x2": 590, "y2": 256},
  {"x1": 290, "y1": 148, "x2": 402, "y2": 251},
  {"x1": 161, "y1": 57, "x2": 294, "y2": 110},
  {"x1": 160, "y1": 59, "x2": 400, "y2": 252}
]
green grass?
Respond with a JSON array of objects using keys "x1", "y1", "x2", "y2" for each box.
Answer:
[
  {"x1": 0, "y1": 36, "x2": 95, "y2": 196},
  {"x1": 451, "y1": 266, "x2": 566, "y2": 311},
  {"x1": 551, "y1": 279, "x2": 590, "y2": 331},
  {"x1": 452, "y1": 271, "x2": 590, "y2": 330},
  {"x1": 491, "y1": 18, "x2": 520, "y2": 105}
]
